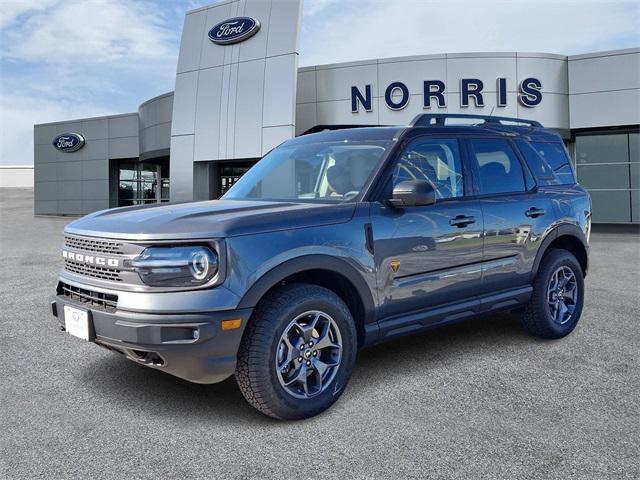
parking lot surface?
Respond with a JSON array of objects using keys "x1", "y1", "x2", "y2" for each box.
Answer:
[{"x1": 1, "y1": 188, "x2": 638, "y2": 479}]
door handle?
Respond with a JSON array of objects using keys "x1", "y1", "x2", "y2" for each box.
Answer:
[
  {"x1": 449, "y1": 215, "x2": 476, "y2": 228},
  {"x1": 525, "y1": 207, "x2": 545, "y2": 218}
]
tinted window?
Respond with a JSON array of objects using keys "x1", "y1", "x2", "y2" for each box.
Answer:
[
  {"x1": 516, "y1": 140, "x2": 575, "y2": 186},
  {"x1": 532, "y1": 142, "x2": 575, "y2": 184},
  {"x1": 471, "y1": 138, "x2": 526, "y2": 194},
  {"x1": 392, "y1": 138, "x2": 464, "y2": 199}
]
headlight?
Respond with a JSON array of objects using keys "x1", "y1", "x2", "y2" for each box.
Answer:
[{"x1": 130, "y1": 246, "x2": 218, "y2": 287}]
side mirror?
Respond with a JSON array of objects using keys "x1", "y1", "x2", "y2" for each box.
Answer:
[{"x1": 387, "y1": 180, "x2": 436, "y2": 208}]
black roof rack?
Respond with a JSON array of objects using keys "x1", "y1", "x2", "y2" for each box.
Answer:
[{"x1": 410, "y1": 113, "x2": 543, "y2": 128}]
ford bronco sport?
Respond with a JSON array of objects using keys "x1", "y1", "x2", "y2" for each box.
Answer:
[{"x1": 52, "y1": 114, "x2": 591, "y2": 420}]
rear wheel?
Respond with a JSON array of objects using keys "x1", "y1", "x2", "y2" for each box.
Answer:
[
  {"x1": 520, "y1": 249, "x2": 585, "y2": 339},
  {"x1": 235, "y1": 283, "x2": 357, "y2": 420}
]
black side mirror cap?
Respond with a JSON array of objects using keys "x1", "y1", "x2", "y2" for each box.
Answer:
[{"x1": 387, "y1": 180, "x2": 436, "y2": 208}]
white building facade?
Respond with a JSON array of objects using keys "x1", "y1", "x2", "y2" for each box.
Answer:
[{"x1": 34, "y1": 0, "x2": 639, "y2": 223}]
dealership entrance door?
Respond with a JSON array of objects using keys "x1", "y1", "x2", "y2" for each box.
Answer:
[
  {"x1": 116, "y1": 158, "x2": 169, "y2": 207},
  {"x1": 192, "y1": 160, "x2": 255, "y2": 201},
  {"x1": 220, "y1": 163, "x2": 253, "y2": 195}
]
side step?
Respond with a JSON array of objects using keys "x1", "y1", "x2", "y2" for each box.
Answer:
[{"x1": 372, "y1": 286, "x2": 532, "y2": 344}]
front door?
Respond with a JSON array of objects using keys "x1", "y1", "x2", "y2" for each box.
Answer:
[{"x1": 371, "y1": 137, "x2": 484, "y2": 320}]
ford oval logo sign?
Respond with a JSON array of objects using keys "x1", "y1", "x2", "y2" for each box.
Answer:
[
  {"x1": 208, "y1": 17, "x2": 260, "y2": 45},
  {"x1": 52, "y1": 133, "x2": 85, "y2": 153}
]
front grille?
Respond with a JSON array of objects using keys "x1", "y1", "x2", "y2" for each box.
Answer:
[
  {"x1": 58, "y1": 282, "x2": 118, "y2": 312},
  {"x1": 64, "y1": 260, "x2": 122, "y2": 282},
  {"x1": 64, "y1": 235, "x2": 123, "y2": 255}
]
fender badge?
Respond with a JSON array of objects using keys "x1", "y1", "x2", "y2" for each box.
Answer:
[{"x1": 390, "y1": 260, "x2": 401, "y2": 273}]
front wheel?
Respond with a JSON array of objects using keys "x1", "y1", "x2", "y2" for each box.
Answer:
[
  {"x1": 520, "y1": 249, "x2": 585, "y2": 339},
  {"x1": 235, "y1": 283, "x2": 357, "y2": 420}
]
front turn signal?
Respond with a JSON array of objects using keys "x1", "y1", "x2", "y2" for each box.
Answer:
[{"x1": 221, "y1": 318, "x2": 242, "y2": 331}]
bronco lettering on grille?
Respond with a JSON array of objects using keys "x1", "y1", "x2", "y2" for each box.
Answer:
[{"x1": 62, "y1": 249, "x2": 120, "y2": 268}]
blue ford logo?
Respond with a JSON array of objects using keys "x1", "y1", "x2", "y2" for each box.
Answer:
[
  {"x1": 52, "y1": 133, "x2": 85, "y2": 152},
  {"x1": 208, "y1": 17, "x2": 260, "y2": 45}
]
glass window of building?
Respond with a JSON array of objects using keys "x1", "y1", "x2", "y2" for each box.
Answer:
[
  {"x1": 117, "y1": 159, "x2": 169, "y2": 207},
  {"x1": 575, "y1": 132, "x2": 638, "y2": 223}
]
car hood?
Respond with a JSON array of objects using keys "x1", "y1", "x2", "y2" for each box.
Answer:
[{"x1": 64, "y1": 200, "x2": 357, "y2": 241}]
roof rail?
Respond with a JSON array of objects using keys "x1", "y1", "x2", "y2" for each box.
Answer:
[{"x1": 410, "y1": 113, "x2": 543, "y2": 128}]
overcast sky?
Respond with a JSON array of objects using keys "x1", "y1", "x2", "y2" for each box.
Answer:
[{"x1": 1, "y1": 0, "x2": 638, "y2": 166}]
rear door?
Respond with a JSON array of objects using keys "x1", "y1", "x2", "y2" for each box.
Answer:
[
  {"x1": 370, "y1": 136, "x2": 484, "y2": 320},
  {"x1": 466, "y1": 137, "x2": 555, "y2": 294}
]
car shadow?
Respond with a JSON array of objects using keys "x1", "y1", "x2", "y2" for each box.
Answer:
[
  {"x1": 352, "y1": 311, "x2": 532, "y2": 391},
  {"x1": 81, "y1": 311, "x2": 531, "y2": 423},
  {"x1": 81, "y1": 353, "x2": 263, "y2": 425}
]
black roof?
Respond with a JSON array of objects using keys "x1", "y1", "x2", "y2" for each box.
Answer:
[
  {"x1": 408, "y1": 113, "x2": 562, "y2": 142},
  {"x1": 288, "y1": 126, "x2": 405, "y2": 145},
  {"x1": 409, "y1": 124, "x2": 563, "y2": 142},
  {"x1": 291, "y1": 114, "x2": 563, "y2": 145},
  {"x1": 410, "y1": 113, "x2": 542, "y2": 127}
]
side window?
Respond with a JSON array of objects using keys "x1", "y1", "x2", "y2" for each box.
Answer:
[
  {"x1": 471, "y1": 138, "x2": 526, "y2": 195},
  {"x1": 392, "y1": 138, "x2": 464, "y2": 199},
  {"x1": 515, "y1": 140, "x2": 576, "y2": 186},
  {"x1": 515, "y1": 139, "x2": 557, "y2": 184},
  {"x1": 531, "y1": 142, "x2": 576, "y2": 185}
]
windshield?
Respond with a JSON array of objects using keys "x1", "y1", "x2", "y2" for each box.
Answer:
[{"x1": 222, "y1": 139, "x2": 393, "y2": 203}]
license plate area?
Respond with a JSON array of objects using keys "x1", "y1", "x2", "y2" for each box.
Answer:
[{"x1": 63, "y1": 305, "x2": 94, "y2": 341}]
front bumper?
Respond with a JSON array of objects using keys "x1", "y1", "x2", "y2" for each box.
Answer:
[{"x1": 52, "y1": 284, "x2": 252, "y2": 384}]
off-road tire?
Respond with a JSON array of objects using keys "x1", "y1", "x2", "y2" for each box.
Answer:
[
  {"x1": 235, "y1": 283, "x2": 357, "y2": 420},
  {"x1": 520, "y1": 248, "x2": 585, "y2": 339}
]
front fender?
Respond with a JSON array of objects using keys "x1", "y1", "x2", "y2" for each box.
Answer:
[
  {"x1": 224, "y1": 212, "x2": 377, "y2": 317},
  {"x1": 236, "y1": 254, "x2": 376, "y2": 321}
]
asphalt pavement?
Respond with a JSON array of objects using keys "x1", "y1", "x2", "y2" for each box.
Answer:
[{"x1": 1, "y1": 188, "x2": 638, "y2": 479}]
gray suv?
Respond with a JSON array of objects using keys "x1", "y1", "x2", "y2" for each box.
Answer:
[{"x1": 52, "y1": 114, "x2": 591, "y2": 419}]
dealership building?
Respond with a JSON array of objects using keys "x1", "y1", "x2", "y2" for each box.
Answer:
[{"x1": 33, "y1": 0, "x2": 639, "y2": 223}]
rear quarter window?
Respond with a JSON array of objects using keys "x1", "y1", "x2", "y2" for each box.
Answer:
[{"x1": 516, "y1": 140, "x2": 576, "y2": 185}]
